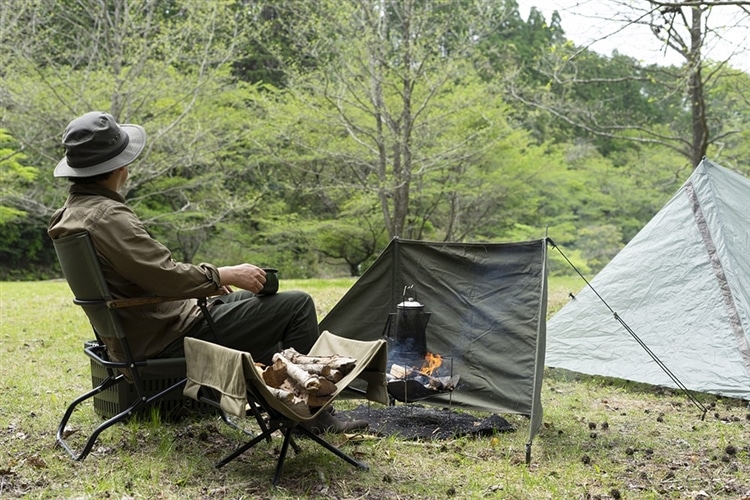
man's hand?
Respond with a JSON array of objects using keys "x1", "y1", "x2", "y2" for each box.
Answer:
[{"x1": 218, "y1": 264, "x2": 267, "y2": 294}]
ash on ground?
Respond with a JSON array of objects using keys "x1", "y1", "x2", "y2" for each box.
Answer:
[{"x1": 339, "y1": 404, "x2": 515, "y2": 440}]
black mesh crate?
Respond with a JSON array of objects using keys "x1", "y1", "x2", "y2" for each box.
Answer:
[{"x1": 87, "y1": 341, "x2": 210, "y2": 420}]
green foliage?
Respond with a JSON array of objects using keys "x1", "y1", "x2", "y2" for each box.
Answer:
[
  {"x1": 548, "y1": 245, "x2": 590, "y2": 278},
  {"x1": 703, "y1": 65, "x2": 750, "y2": 176},
  {"x1": 472, "y1": 0, "x2": 565, "y2": 84},
  {"x1": 1, "y1": 0, "x2": 748, "y2": 280},
  {"x1": 406, "y1": 78, "x2": 549, "y2": 241},
  {"x1": 0, "y1": 129, "x2": 38, "y2": 224},
  {"x1": 245, "y1": 213, "x2": 322, "y2": 279},
  {"x1": 500, "y1": 223, "x2": 591, "y2": 277},
  {"x1": 0, "y1": 129, "x2": 57, "y2": 279},
  {"x1": 313, "y1": 203, "x2": 389, "y2": 277},
  {"x1": 0, "y1": 216, "x2": 59, "y2": 280},
  {"x1": 313, "y1": 221, "x2": 377, "y2": 276},
  {"x1": 575, "y1": 224, "x2": 623, "y2": 273}
]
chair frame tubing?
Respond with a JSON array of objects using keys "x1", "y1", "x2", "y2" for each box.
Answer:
[
  {"x1": 211, "y1": 383, "x2": 368, "y2": 486},
  {"x1": 215, "y1": 416, "x2": 368, "y2": 487},
  {"x1": 56, "y1": 341, "x2": 187, "y2": 461}
]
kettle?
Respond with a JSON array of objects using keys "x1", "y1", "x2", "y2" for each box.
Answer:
[{"x1": 385, "y1": 286, "x2": 431, "y2": 356}]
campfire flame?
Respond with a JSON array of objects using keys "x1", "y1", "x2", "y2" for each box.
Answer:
[{"x1": 419, "y1": 352, "x2": 442, "y2": 376}]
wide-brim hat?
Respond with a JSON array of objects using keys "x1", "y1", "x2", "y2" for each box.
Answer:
[{"x1": 54, "y1": 111, "x2": 146, "y2": 178}]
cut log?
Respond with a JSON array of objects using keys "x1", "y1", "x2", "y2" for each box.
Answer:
[
  {"x1": 388, "y1": 362, "x2": 460, "y2": 393},
  {"x1": 261, "y1": 358, "x2": 288, "y2": 388},
  {"x1": 272, "y1": 353, "x2": 321, "y2": 392},
  {"x1": 294, "y1": 363, "x2": 330, "y2": 377},
  {"x1": 279, "y1": 379, "x2": 297, "y2": 394},
  {"x1": 267, "y1": 386, "x2": 294, "y2": 403},
  {"x1": 389, "y1": 363, "x2": 412, "y2": 379},
  {"x1": 257, "y1": 348, "x2": 359, "y2": 410},
  {"x1": 291, "y1": 364, "x2": 346, "y2": 383},
  {"x1": 280, "y1": 347, "x2": 357, "y2": 373},
  {"x1": 316, "y1": 378, "x2": 338, "y2": 396}
]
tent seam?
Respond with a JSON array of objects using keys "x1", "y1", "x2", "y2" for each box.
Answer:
[{"x1": 686, "y1": 176, "x2": 750, "y2": 373}]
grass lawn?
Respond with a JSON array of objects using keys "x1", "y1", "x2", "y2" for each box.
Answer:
[{"x1": 1, "y1": 277, "x2": 748, "y2": 499}]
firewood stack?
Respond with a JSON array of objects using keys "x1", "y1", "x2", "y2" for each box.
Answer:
[{"x1": 256, "y1": 347, "x2": 357, "y2": 412}]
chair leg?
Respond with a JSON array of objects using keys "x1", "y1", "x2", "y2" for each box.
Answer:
[
  {"x1": 215, "y1": 421, "x2": 282, "y2": 468},
  {"x1": 272, "y1": 426, "x2": 296, "y2": 486},
  {"x1": 56, "y1": 373, "x2": 125, "y2": 461},
  {"x1": 247, "y1": 401, "x2": 272, "y2": 442},
  {"x1": 214, "y1": 419, "x2": 367, "y2": 485},
  {"x1": 57, "y1": 376, "x2": 186, "y2": 461}
]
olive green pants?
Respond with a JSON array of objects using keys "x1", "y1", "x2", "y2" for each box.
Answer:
[{"x1": 160, "y1": 290, "x2": 319, "y2": 365}]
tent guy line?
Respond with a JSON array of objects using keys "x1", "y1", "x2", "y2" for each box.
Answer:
[{"x1": 548, "y1": 239, "x2": 708, "y2": 418}]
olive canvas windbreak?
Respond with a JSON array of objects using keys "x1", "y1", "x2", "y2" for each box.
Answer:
[{"x1": 320, "y1": 238, "x2": 548, "y2": 447}]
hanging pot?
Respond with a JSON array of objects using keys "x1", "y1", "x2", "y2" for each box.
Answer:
[{"x1": 385, "y1": 293, "x2": 431, "y2": 357}]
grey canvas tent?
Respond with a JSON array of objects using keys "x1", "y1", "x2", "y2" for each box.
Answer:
[
  {"x1": 547, "y1": 159, "x2": 750, "y2": 400},
  {"x1": 319, "y1": 238, "x2": 548, "y2": 454}
]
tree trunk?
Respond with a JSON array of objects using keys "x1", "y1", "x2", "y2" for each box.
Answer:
[{"x1": 687, "y1": 6, "x2": 709, "y2": 168}]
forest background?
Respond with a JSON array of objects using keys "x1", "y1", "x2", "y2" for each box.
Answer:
[{"x1": 2, "y1": 0, "x2": 749, "y2": 281}]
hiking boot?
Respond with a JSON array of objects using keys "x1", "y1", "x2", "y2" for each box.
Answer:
[{"x1": 304, "y1": 408, "x2": 368, "y2": 434}]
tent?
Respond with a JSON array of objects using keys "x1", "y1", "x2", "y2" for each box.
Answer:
[
  {"x1": 547, "y1": 159, "x2": 750, "y2": 401},
  {"x1": 319, "y1": 238, "x2": 549, "y2": 455}
]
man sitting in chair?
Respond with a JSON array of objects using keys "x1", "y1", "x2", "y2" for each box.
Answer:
[{"x1": 48, "y1": 111, "x2": 366, "y2": 434}]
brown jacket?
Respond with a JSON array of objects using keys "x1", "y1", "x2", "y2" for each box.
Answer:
[{"x1": 48, "y1": 183, "x2": 221, "y2": 361}]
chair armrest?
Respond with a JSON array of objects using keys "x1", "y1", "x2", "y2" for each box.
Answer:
[
  {"x1": 106, "y1": 290, "x2": 225, "y2": 309},
  {"x1": 85, "y1": 341, "x2": 185, "y2": 370},
  {"x1": 84, "y1": 342, "x2": 129, "y2": 370}
]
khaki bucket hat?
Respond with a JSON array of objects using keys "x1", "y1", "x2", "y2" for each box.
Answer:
[{"x1": 54, "y1": 111, "x2": 146, "y2": 177}]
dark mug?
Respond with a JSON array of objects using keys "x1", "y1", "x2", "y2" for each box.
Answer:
[{"x1": 258, "y1": 268, "x2": 279, "y2": 296}]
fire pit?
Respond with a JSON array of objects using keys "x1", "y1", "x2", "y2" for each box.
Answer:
[
  {"x1": 386, "y1": 353, "x2": 460, "y2": 402},
  {"x1": 384, "y1": 286, "x2": 460, "y2": 402}
]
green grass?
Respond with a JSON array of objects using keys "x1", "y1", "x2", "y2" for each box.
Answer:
[{"x1": 1, "y1": 278, "x2": 749, "y2": 499}]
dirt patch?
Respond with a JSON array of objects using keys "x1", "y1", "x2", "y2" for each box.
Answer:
[{"x1": 339, "y1": 404, "x2": 515, "y2": 440}]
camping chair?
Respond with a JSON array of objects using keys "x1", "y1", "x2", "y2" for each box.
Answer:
[
  {"x1": 53, "y1": 231, "x2": 224, "y2": 461},
  {"x1": 183, "y1": 331, "x2": 389, "y2": 486}
]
